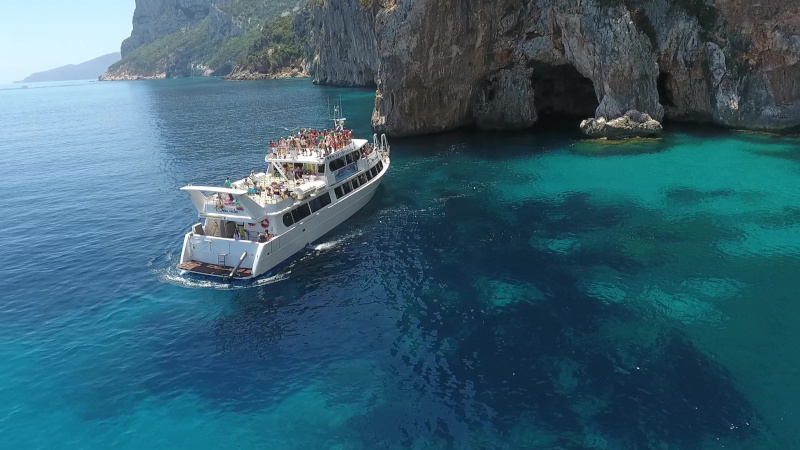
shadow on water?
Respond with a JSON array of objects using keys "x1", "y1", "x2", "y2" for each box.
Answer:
[
  {"x1": 754, "y1": 148, "x2": 800, "y2": 163},
  {"x1": 570, "y1": 137, "x2": 671, "y2": 157},
  {"x1": 365, "y1": 192, "x2": 764, "y2": 448},
  {"x1": 393, "y1": 126, "x2": 575, "y2": 161},
  {"x1": 665, "y1": 187, "x2": 738, "y2": 206}
]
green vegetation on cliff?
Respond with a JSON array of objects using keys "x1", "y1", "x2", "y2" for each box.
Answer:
[
  {"x1": 236, "y1": 15, "x2": 304, "y2": 75},
  {"x1": 108, "y1": 20, "x2": 210, "y2": 76},
  {"x1": 107, "y1": 0, "x2": 303, "y2": 78}
]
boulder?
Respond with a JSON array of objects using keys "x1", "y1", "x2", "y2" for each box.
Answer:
[{"x1": 580, "y1": 110, "x2": 663, "y2": 139}]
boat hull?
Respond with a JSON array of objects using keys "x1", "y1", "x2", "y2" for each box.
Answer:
[{"x1": 179, "y1": 160, "x2": 386, "y2": 279}]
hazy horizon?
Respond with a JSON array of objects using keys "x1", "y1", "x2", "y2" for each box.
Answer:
[{"x1": 0, "y1": 1, "x2": 135, "y2": 84}]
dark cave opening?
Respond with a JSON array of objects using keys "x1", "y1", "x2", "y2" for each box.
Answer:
[
  {"x1": 658, "y1": 71, "x2": 676, "y2": 109},
  {"x1": 530, "y1": 62, "x2": 599, "y2": 130}
]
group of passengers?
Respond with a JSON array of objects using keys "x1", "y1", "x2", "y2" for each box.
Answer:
[
  {"x1": 268, "y1": 127, "x2": 353, "y2": 159},
  {"x1": 361, "y1": 143, "x2": 377, "y2": 158},
  {"x1": 232, "y1": 227, "x2": 273, "y2": 243},
  {"x1": 248, "y1": 180, "x2": 290, "y2": 200}
]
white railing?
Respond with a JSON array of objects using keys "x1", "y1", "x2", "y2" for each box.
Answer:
[{"x1": 267, "y1": 141, "x2": 354, "y2": 160}]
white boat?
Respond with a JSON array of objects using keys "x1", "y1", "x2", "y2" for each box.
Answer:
[{"x1": 177, "y1": 117, "x2": 390, "y2": 279}]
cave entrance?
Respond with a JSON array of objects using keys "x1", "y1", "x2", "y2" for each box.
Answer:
[
  {"x1": 657, "y1": 71, "x2": 676, "y2": 108},
  {"x1": 529, "y1": 62, "x2": 599, "y2": 130}
]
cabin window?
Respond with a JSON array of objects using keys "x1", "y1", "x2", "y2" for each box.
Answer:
[
  {"x1": 329, "y1": 158, "x2": 344, "y2": 171},
  {"x1": 291, "y1": 203, "x2": 311, "y2": 222},
  {"x1": 352, "y1": 151, "x2": 360, "y2": 161},
  {"x1": 352, "y1": 177, "x2": 360, "y2": 189},
  {"x1": 342, "y1": 181, "x2": 352, "y2": 195},
  {"x1": 283, "y1": 212, "x2": 294, "y2": 227},
  {"x1": 366, "y1": 169, "x2": 373, "y2": 181},
  {"x1": 370, "y1": 167, "x2": 378, "y2": 177},
  {"x1": 334, "y1": 186, "x2": 344, "y2": 198},
  {"x1": 358, "y1": 174, "x2": 367, "y2": 185},
  {"x1": 309, "y1": 193, "x2": 332, "y2": 212},
  {"x1": 377, "y1": 162, "x2": 383, "y2": 172},
  {"x1": 317, "y1": 164, "x2": 325, "y2": 174},
  {"x1": 345, "y1": 153, "x2": 354, "y2": 164}
]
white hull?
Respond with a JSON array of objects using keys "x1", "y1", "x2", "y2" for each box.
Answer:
[{"x1": 179, "y1": 155, "x2": 388, "y2": 279}]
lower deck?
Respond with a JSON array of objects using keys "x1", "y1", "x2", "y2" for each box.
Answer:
[{"x1": 177, "y1": 260, "x2": 252, "y2": 279}]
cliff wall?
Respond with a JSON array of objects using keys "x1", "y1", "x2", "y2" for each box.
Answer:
[
  {"x1": 121, "y1": 0, "x2": 218, "y2": 58},
  {"x1": 107, "y1": 0, "x2": 302, "y2": 80},
  {"x1": 232, "y1": 0, "x2": 380, "y2": 86},
  {"x1": 370, "y1": 0, "x2": 800, "y2": 136},
  {"x1": 304, "y1": 0, "x2": 380, "y2": 86}
]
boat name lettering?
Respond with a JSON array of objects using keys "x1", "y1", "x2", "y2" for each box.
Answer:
[{"x1": 212, "y1": 208, "x2": 241, "y2": 214}]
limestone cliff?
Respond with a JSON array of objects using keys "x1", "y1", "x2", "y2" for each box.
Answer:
[
  {"x1": 121, "y1": 0, "x2": 218, "y2": 58},
  {"x1": 106, "y1": 0, "x2": 303, "y2": 80},
  {"x1": 225, "y1": 14, "x2": 309, "y2": 80},
  {"x1": 231, "y1": 0, "x2": 380, "y2": 86},
  {"x1": 370, "y1": 0, "x2": 800, "y2": 136},
  {"x1": 304, "y1": 0, "x2": 380, "y2": 86}
]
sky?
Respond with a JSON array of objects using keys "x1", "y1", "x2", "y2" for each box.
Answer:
[{"x1": 0, "y1": 1, "x2": 135, "y2": 83}]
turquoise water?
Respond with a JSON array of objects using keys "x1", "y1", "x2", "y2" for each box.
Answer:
[{"x1": 2, "y1": 78, "x2": 800, "y2": 448}]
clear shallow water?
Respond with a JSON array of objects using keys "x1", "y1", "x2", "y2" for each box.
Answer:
[{"x1": 2, "y1": 78, "x2": 800, "y2": 448}]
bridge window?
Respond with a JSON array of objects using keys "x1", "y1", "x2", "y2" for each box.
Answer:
[
  {"x1": 291, "y1": 203, "x2": 311, "y2": 223},
  {"x1": 309, "y1": 193, "x2": 332, "y2": 212}
]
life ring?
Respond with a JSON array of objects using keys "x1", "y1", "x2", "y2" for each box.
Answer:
[{"x1": 261, "y1": 219, "x2": 270, "y2": 228}]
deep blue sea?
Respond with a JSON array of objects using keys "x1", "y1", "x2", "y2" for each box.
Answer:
[{"x1": 2, "y1": 78, "x2": 800, "y2": 449}]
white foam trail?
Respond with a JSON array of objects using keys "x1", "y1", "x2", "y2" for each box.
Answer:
[
  {"x1": 309, "y1": 228, "x2": 367, "y2": 252},
  {"x1": 310, "y1": 239, "x2": 345, "y2": 251},
  {"x1": 250, "y1": 271, "x2": 291, "y2": 286},
  {"x1": 151, "y1": 253, "x2": 291, "y2": 290}
]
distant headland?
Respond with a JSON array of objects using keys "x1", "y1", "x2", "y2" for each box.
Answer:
[{"x1": 16, "y1": 53, "x2": 121, "y2": 83}]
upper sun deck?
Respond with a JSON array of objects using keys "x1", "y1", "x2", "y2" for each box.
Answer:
[{"x1": 266, "y1": 139, "x2": 367, "y2": 164}]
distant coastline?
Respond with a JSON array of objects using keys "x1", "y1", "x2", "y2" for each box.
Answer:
[{"x1": 16, "y1": 52, "x2": 120, "y2": 83}]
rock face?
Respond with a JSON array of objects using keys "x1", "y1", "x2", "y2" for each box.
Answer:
[
  {"x1": 581, "y1": 110, "x2": 663, "y2": 139},
  {"x1": 121, "y1": 0, "x2": 217, "y2": 58},
  {"x1": 110, "y1": 0, "x2": 301, "y2": 80},
  {"x1": 293, "y1": 0, "x2": 380, "y2": 86},
  {"x1": 370, "y1": 0, "x2": 800, "y2": 136},
  {"x1": 648, "y1": 0, "x2": 800, "y2": 131},
  {"x1": 229, "y1": 0, "x2": 380, "y2": 86}
]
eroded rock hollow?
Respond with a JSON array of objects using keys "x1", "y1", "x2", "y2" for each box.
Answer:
[{"x1": 367, "y1": 0, "x2": 800, "y2": 137}]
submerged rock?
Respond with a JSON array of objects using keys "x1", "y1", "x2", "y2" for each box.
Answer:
[{"x1": 580, "y1": 110, "x2": 663, "y2": 139}]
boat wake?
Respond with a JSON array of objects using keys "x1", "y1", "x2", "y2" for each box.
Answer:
[
  {"x1": 308, "y1": 238, "x2": 346, "y2": 252},
  {"x1": 150, "y1": 253, "x2": 290, "y2": 290},
  {"x1": 307, "y1": 228, "x2": 365, "y2": 252}
]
